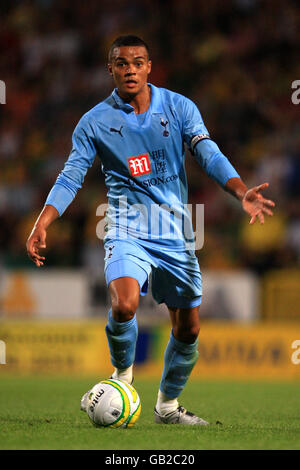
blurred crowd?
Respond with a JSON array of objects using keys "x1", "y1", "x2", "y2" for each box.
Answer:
[{"x1": 0, "y1": 0, "x2": 299, "y2": 277}]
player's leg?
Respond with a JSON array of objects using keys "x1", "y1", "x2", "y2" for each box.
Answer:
[
  {"x1": 158, "y1": 304, "x2": 200, "y2": 402},
  {"x1": 80, "y1": 276, "x2": 140, "y2": 412},
  {"x1": 81, "y1": 239, "x2": 152, "y2": 412},
  {"x1": 81, "y1": 274, "x2": 144, "y2": 412},
  {"x1": 168, "y1": 304, "x2": 201, "y2": 344},
  {"x1": 105, "y1": 276, "x2": 140, "y2": 384},
  {"x1": 103, "y1": 239, "x2": 152, "y2": 385},
  {"x1": 150, "y1": 248, "x2": 208, "y2": 424},
  {"x1": 154, "y1": 304, "x2": 208, "y2": 425}
]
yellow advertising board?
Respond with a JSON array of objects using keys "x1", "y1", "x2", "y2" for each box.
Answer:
[
  {"x1": 263, "y1": 269, "x2": 300, "y2": 320},
  {"x1": 0, "y1": 321, "x2": 112, "y2": 376},
  {"x1": 192, "y1": 322, "x2": 300, "y2": 380},
  {"x1": 0, "y1": 320, "x2": 299, "y2": 380}
]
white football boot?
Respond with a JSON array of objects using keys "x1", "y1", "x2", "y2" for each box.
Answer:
[
  {"x1": 154, "y1": 406, "x2": 209, "y2": 425},
  {"x1": 110, "y1": 365, "x2": 133, "y2": 385}
]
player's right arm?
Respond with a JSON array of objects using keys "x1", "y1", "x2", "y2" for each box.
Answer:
[
  {"x1": 26, "y1": 204, "x2": 59, "y2": 267},
  {"x1": 26, "y1": 114, "x2": 97, "y2": 267}
]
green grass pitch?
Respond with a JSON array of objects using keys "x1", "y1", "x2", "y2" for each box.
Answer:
[{"x1": 0, "y1": 376, "x2": 299, "y2": 450}]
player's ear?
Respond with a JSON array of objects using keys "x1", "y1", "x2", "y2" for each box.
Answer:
[
  {"x1": 147, "y1": 60, "x2": 152, "y2": 75},
  {"x1": 107, "y1": 63, "x2": 113, "y2": 76}
]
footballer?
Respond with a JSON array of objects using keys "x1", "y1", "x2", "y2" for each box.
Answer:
[{"x1": 26, "y1": 35, "x2": 275, "y2": 425}]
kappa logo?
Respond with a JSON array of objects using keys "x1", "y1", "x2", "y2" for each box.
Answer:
[
  {"x1": 127, "y1": 154, "x2": 152, "y2": 177},
  {"x1": 110, "y1": 125, "x2": 124, "y2": 137}
]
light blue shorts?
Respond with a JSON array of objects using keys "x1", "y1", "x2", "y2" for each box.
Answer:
[{"x1": 104, "y1": 238, "x2": 202, "y2": 309}]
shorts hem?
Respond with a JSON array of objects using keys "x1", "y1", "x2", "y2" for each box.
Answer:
[
  {"x1": 163, "y1": 295, "x2": 202, "y2": 309},
  {"x1": 105, "y1": 259, "x2": 149, "y2": 296}
]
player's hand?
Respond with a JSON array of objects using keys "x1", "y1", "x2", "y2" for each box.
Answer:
[
  {"x1": 242, "y1": 182, "x2": 275, "y2": 225},
  {"x1": 26, "y1": 225, "x2": 47, "y2": 267}
]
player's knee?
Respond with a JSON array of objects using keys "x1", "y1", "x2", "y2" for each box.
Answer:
[
  {"x1": 175, "y1": 324, "x2": 200, "y2": 344},
  {"x1": 189, "y1": 324, "x2": 201, "y2": 343},
  {"x1": 112, "y1": 296, "x2": 138, "y2": 322}
]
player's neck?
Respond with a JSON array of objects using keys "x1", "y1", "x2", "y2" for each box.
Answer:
[{"x1": 117, "y1": 84, "x2": 151, "y2": 114}]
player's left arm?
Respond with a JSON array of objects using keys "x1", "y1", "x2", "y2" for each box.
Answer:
[
  {"x1": 193, "y1": 139, "x2": 275, "y2": 225},
  {"x1": 224, "y1": 177, "x2": 275, "y2": 225},
  {"x1": 181, "y1": 97, "x2": 275, "y2": 224}
]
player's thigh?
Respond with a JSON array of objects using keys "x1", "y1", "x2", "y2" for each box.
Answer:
[
  {"x1": 104, "y1": 238, "x2": 152, "y2": 321},
  {"x1": 109, "y1": 276, "x2": 141, "y2": 321},
  {"x1": 151, "y1": 248, "x2": 202, "y2": 308},
  {"x1": 168, "y1": 305, "x2": 201, "y2": 344},
  {"x1": 104, "y1": 239, "x2": 152, "y2": 293}
]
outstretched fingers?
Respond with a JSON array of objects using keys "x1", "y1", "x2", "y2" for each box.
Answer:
[
  {"x1": 256, "y1": 183, "x2": 275, "y2": 207},
  {"x1": 249, "y1": 210, "x2": 265, "y2": 225},
  {"x1": 262, "y1": 206, "x2": 274, "y2": 217},
  {"x1": 258, "y1": 211, "x2": 265, "y2": 224},
  {"x1": 255, "y1": 182, "x2": 269, "y2": 192},
  {"x1": 264, "y1": 198, "x2": 275, "y2": 207}
]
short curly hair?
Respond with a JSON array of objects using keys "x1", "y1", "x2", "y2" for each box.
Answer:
[{"x1": 108, "y1": 35, "x2": 150, "y2": 62}]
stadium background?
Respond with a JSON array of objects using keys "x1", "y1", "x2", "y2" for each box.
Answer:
[{"x1": 0, "y1": 0, "x2": 299, "y2": 381}]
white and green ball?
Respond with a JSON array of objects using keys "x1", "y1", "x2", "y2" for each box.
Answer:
[{"x1": 86, "y1": 379, "x2": 141, "y2": 428}]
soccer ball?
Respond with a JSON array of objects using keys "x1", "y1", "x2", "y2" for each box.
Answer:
[{"x1": 86, "y1": 379, "x2": 141, "y2": 428}]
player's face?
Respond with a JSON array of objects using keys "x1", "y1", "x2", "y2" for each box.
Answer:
[{"x1": 108, "y1": 46, "x2": 151, "y2": 98}]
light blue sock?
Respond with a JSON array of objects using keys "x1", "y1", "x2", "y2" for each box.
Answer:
[
  {"x1": 105, "y1": 308, "x2": 138, "y2": 369},
  {"x1": 159, "y1": 329, "x2": 199, "y2": 399}
]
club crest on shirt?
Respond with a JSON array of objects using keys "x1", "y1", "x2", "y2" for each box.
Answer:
[
  {"x1": 160, "y1": 118, "x2": 169, "y2": 137},
  {"x1": 127, "y1": 153, "x2": 152, "y2": 177}
]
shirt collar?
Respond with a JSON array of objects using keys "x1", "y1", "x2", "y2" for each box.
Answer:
[{"x1": 111, "y1": 83, "x2": 163, "y2": 114}]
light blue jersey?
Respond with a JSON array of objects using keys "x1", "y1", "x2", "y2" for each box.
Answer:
[{"x1": 46, "y1": 83, "x2": 239, "y2": 249}]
